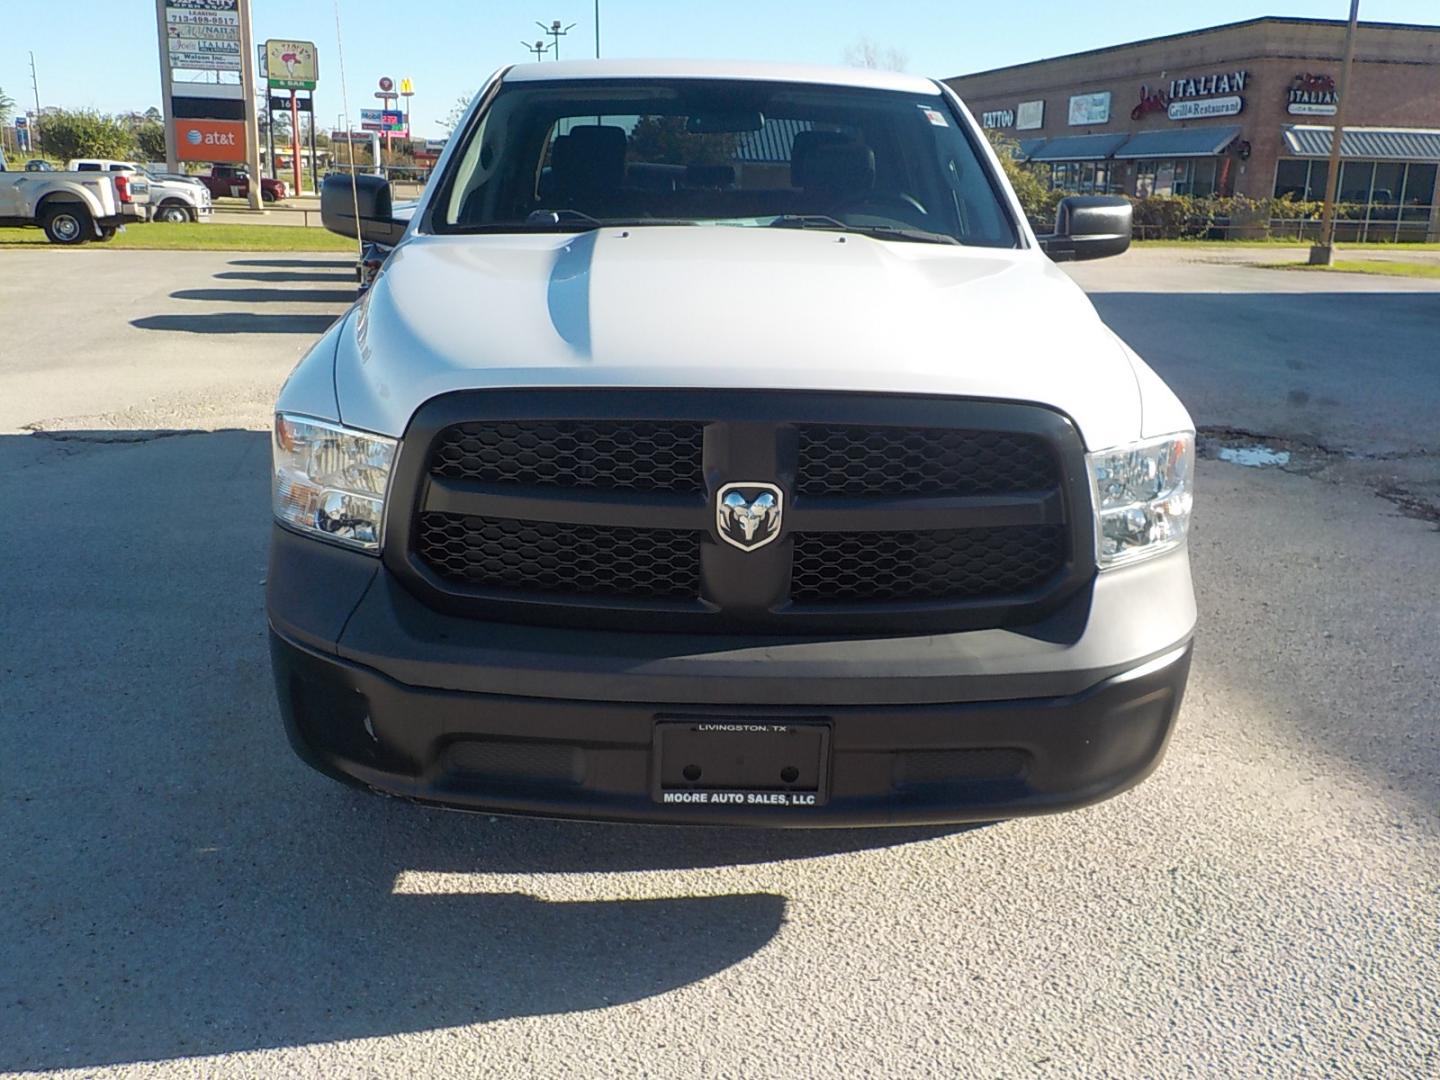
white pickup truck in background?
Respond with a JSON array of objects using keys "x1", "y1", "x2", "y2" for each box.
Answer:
[
  {"x1": 0, "y1": 151, "x2": 150, "y2": 243},
  {"x1": 68, "y1": 159, "x2": 212, "y2": 224}
]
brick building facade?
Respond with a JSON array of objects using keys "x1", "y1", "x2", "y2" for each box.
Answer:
[{"x1": 946, "y1": 17, "x2": 1440, "y2": 240}]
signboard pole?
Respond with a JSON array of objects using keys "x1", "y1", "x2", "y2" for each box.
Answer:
[
  {"x1": 290, "y1": 89, "x2": 302, "y2": 195},
  {"x1": 236, "y1": 0, "x2": 263, "y2": 209},
  {"x1": 154, "y1": 0, "x2": 179, "y2": 171},
  {"x1": 308, "y1": 92, "x2": 318, "y2": 193}
]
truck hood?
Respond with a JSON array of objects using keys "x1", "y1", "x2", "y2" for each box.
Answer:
[{"x1": 335, "y1": 227, "x2": 1140, "y2": 449}]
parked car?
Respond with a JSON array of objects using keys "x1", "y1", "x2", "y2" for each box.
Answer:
[
  {"x1": 275, "y1": 60, "x2": 1194, "y2": 827},
  {"x1": 199, "y1": 164, "x2": 287, "y2": 203},
  {"x1": 67, "y1": 159, "x2": 212, "y2": 223},
  {"x1": 0, "y1": 150, "x2": 149, "y2": 243},
  {"x1": 24, "y1": 159, "x2": 56, "y2": 172}
]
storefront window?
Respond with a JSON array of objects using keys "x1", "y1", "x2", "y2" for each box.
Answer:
[
  {"x1": 1274, "y1": 160, "x2": 1308, "y2": 199},
  {"x1": 1047, "y1": 160, "x2": 1115, "y2": 195},
  {"x1": 1272, "y1": 159, "x2": 1437, "y2": 240},
  {"x1": 1134, "y1": 159, "x2": 1221, "y2": 197}
]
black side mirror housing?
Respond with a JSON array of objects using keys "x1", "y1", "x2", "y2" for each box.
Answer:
[
  {"x1": 321, "y1": 173, "x2": 407, "y2": 247},
  {"x1": 1038, "y1": 195, "x2": 1132, "y2": 262}
]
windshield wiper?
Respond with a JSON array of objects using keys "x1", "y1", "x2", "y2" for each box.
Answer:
[
  {"x1": 525, "y1": 208, "x2": 603, "y2": 229},
  {"x1": 768, "y1": 214, "x2": 960, "y2": 246}
]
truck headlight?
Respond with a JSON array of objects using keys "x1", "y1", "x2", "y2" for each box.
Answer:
[
  {"x1": 1086, "y1": 432, "x2": 1194, "y2": 568},
  {"x1": 273, "y1": 414, "x2": 397, "y2": 552}
]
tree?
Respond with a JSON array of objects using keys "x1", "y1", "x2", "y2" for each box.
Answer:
[
  {"x1": 0, "y1": 86, "x2": 14, "y2": 124},
  {"x1": 628, "y1": 115, "x2": 740, "y2": 166},
  {"x1": 136, "y1": 121, "x2": 167, "y2": 162},
  {"x1": 843, "y1": 37, "x2": 908, "y2": 72},
  {"x1": 984, "y1": 129, "x2": 1059, "y2": 221},
  {"x1": 36, "y1": 109, "x2": 138, "y2": 162},
  {"x1": 440, "y1": 93, "x2": 476, "y2": 133},
  {"x1": 144, "y1": 106, "x2": 162, "y2": 124}
]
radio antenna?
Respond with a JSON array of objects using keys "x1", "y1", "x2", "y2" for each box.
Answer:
[{"x1": 333, "y1": 0, "x2": 363, "y2": 261}]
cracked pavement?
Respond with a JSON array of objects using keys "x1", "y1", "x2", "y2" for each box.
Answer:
[{"x1": 1, "y1": 248, "x2": 1436, "y2": 1078}]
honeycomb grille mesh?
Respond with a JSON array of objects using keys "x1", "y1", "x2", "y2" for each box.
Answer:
[
  {"x1": 796, "y1": 425, "x2": 1057, "y2": 497},
  {"x1": 790, "y1": 525, "x2": 1066, "y2": 603},
  {"x1": 431, "y1": 420, "x2": 704, "y2": 492},
  {"x1": 416, "y1": 512, "x2": 702, "y2": 599}
]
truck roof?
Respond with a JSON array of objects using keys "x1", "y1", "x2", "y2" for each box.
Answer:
[{"x1": 501, "y1": 59, "x2": 941, "y2": 96}]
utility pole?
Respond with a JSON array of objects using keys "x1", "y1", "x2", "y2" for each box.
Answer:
[
  {"x1": 29, "y1": 52, "x2": 43, "y2": 155},
  {"x1": 595, "y1": 1, "x2": 601, "y2": 58},
  {"x1": 522, "y1": 39, "x2": 552, "y2": 61},
  {"x1": 539, "y1": 20, "x2": 577, "y2": 62},
  {"x1": 1309, "y1": 0, "x2": 1360, "y2": 266}
]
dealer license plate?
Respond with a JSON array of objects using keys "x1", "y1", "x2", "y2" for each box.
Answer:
[{"x1": 653, "y1": 720, "x2": 830, "y2": 808}]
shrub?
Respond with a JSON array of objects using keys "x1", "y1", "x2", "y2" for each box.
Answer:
[{"x1": 36, "y1": 109, "x2": 138, "y2": 162}]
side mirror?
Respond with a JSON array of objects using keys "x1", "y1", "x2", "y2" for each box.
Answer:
[
  {"x1": 1038, "y1": 195, "x2": 1131, "y2": 262},
  {"x1": 321, "y1": 173, "x2": 406, "y2": 247}
]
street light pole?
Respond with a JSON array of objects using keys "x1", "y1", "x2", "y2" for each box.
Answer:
[
  {"x1": 539, "y1": 21, "x2": 577, "y2": 62},
  {"x1": 595, "y1": 0, "x2": 600, "y2": 58},
  {"x1": 1309, "y1": 0, "x2": 1360, "y2": 266}
]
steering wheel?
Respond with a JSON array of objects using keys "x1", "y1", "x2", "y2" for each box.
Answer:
[{"x1": 832, "y1": 192, "x2": 929, "y2": 225}]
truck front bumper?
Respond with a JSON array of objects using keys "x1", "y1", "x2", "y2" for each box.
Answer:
[{"x1": 268, "y1": 526, "x2": 1195, "y2": 827}]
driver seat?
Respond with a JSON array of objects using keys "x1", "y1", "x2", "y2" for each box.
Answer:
[{"x1": 791, "y1": 132, "x2": 875, "y2": 204}]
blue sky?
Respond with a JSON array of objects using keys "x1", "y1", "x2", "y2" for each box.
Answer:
[{"x1": 3, "y1": 1, "x2": 1437, "y2": 138}]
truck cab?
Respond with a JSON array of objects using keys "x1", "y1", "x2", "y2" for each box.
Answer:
[{"x1": 68, "y1": 159, "x2": 210, "y2": 223}]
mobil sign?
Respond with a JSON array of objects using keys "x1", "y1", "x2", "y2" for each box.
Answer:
[{"x1": 176, "y1": 118, "x2": 247, "y2": 161}]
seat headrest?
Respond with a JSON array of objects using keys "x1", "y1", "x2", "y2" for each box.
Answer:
[
  {"x1": 790, "y1": 130, "x2": 854, "y2": 189},
  {"x1": 550, "y1": 125, "x2": 628, "y2": 193},
  {"x1": 795, "y1": 142, "x2": 875, "y2": 197}
]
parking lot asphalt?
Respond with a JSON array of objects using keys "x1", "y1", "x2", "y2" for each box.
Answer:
[{"x1": 1, "y1": 247, "x2": 1437, "y2": 1079}]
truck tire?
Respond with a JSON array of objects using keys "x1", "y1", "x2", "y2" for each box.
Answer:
[
  {"x1": 155, "y1": 202, "x2": 191, "y2": 224},
  {"x1": 262, "y1": 189, "x2": 278, "y2": 204},
  {"x1": 42, "y1": 204, "x2": 92, "y2": 245},
  {"x1": 96, "y1": 227, "x2": 118, "y2": 242}
]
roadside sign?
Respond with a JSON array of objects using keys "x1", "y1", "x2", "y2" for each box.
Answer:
[
  {"x1": 165, "y1": 0, "x2": 241, "y2": 73},
  {"x1": 360, "y1": 109, "x2": 407, "y2": 133},
  {"x1": 269, "y1": 95, "x2": 313, "y2": 112},
  {"x1": 400, "y1": 78, "x2": 414, "y2": 96},
  {"x1": 379, "y1": 77, "x2": 394, "y2": 92},
  {"x1": 265, "y1": 39, "x2": 318, "y2": 91},
  {"x1": 175, "y1": 118, "x2": 248, "y2": 162}
]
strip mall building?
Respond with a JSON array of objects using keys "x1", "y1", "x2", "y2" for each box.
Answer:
[{"x1": 946, "y1": 16, "x2": 1440, "y2": 240}]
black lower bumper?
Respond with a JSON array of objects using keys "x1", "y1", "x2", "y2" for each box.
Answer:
[{"x1": 271, "y1": 627, "x2": 1191, "y2": 828}]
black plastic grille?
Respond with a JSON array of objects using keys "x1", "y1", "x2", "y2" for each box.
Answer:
[
  {"x1": 416, "y1": 512, "x2": 702, "y2": 599},
  {"x1": 796, "y1": 424, "x2": 1057, "y2": 497},
  {"x1": 790, "y1": 525, "x2": 1066, "y2": 603},
  {"x1": 431, "y1": 420, "x2": 703, "y2": 492}
]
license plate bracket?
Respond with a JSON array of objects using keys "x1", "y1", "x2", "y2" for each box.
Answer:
[{"x1": 653, "y1": 719, "x2": 830, "y2": 808}]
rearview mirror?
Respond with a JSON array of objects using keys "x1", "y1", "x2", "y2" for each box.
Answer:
[
  {"x1": 321, "y1": 173, "x2": 407, "y2": 247},
  {"x1": 1038, "y1": 196, "x2": 1131, "y2": 262}
]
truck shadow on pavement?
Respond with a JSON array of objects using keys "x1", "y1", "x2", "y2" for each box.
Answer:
[
  {"x1": 130, "y1": 312, "x2": 342, "y2": 334},
  {"x1": 0, "y1": 428, "x2": 954, "y2": 1071},
  {"x1": 129, "y1": 255, "x2": 357, "y2": 336}
]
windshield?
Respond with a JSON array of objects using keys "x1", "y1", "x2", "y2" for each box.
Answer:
[{"x1": 436, "y1": 78, "x2": 1018, "y2": 247}]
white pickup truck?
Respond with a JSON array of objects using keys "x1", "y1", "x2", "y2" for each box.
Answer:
[
  {"x1": 68, "y1": 159, "x2": 212, "y2": 224},
  {"x1": 0, "y1": 151, "x2": 149, "y2": 243},
  {"x1": 277, "y1": 60, "x2": 1195, "y2": 827}
]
